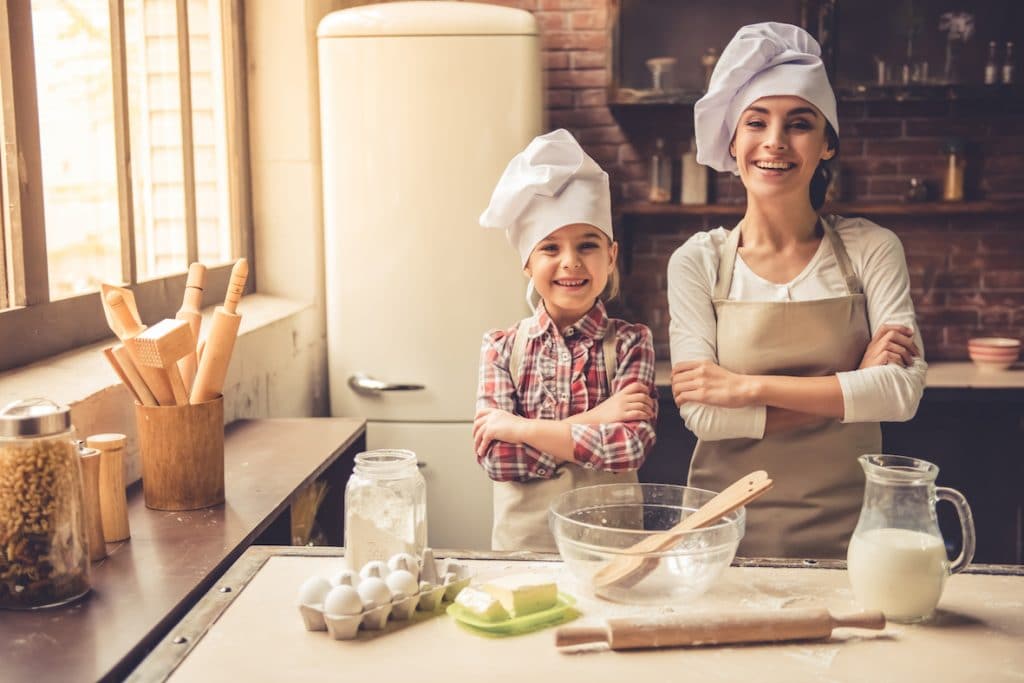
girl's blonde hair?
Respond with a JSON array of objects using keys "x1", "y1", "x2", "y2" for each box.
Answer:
[{"x1": 600, "y1": 252, "x2": 621, "y2": 302}]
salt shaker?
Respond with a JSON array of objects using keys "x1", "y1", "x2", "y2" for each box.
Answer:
[
  {"x1": 344, "y1": 449, "x2": 427, "y2": 571},
  {"x1": 87, "y1": 433, "x2": 130, "y2": 542}
]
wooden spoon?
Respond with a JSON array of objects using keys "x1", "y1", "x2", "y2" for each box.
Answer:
[{"x1": 591, "y1": 471, "x2": 773, "y2": 591}]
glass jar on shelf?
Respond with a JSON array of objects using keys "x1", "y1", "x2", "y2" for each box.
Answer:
[
  {"x1": 0, "y1": 398, "x2": 90, "y2": 609},
  {"x1": 648, "y1": 138, "x2": 672, "y2": 204},
  {"x1": 343, "y1": 449, "x2": 427, "y2": 571}
]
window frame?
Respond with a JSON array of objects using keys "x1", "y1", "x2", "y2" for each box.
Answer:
[{"x1": 0, "y1": 0, "x2": 253, "y2": 372}]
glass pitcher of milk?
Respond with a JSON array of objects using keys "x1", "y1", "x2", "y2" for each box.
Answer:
[{"x1": 847, "y1": 454, "x2": 975, "y2": 623}]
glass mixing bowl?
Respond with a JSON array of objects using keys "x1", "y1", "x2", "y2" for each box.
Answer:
[{"x1": 549, "y1": 483, "x2": 744, "y2": 604}]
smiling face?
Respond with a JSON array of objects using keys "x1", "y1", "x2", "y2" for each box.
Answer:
[
  {"x1": 730, "y1": 95, "x2": 835, "y2": 204},
  {"x1": 524, "y1": 223, "x2": 618, "y2": 329}
]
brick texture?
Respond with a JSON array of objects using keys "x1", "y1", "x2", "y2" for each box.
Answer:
[{"x1": 478, "y1": 0, "x2": 1024, "y2": 361}]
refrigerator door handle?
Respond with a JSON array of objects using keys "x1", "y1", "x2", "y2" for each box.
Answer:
[{"x1": 348, "y1": 372, "x2": 425, "y2": 394}]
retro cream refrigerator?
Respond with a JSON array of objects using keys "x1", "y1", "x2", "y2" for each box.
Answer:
[{"x1": 318, "y1": 2, "x2": 541, "y2": 549}]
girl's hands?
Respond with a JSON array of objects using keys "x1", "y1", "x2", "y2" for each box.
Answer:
[
  {"x1": 672, "y1": 360, "x2": 754, "y2": 408},
  {"x1": 578, "y1": 382, "x2": 655, "y2": 424},
  {"x1": 860, "y1": 324, "x2": 919, "y2": 369},
  {"x1": 473, "y1": 408, "x2": 525, "y2": 457}
]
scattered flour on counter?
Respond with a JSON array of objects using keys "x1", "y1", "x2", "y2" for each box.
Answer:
[{"x1": 784, "y1": 645, "x2": 840, "y2": 669}]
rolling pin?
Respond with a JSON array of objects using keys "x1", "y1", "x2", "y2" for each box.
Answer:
[
  {"x1": 190, "y1": 258, "x2": 248, "y2": 403},
  {"x1": 555, "y1": 608, "x2": 885, "y2": 650},
  {"x1": 175, "y1": 262, "x2": 206, "y2": 392}
]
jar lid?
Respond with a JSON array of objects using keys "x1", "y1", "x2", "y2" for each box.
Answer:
[{"x1": 0, "y1": 398, "x2": 72, "y2": 437}]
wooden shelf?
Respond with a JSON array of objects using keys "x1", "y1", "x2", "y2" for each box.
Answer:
[{"x1": 618, "y1": 200, "x2": 1024, "y2": 217}]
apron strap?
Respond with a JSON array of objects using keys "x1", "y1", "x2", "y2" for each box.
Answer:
[
  {"x1": 714, "y1": 224, "x2": 743, "y2": 300},
  {"x1": 821, "y1": 216, "x2": 864, "y2": 295}
]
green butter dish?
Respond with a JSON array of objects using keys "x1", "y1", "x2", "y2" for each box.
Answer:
[{"x1": 447, "y1": 593, "x2": 579, "y2": 637}]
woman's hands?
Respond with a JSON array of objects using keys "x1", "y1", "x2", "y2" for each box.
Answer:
[
  {"x1": 671, "y1": 360, "x2": 754, "y2": 408},
  {"x1": 859, "y1": 324, "x2": 919, "y2": 369}
]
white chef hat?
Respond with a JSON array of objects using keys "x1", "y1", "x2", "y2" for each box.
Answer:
[
  {"x1": 479, "y1": 128, "x2": 613, "y2": 266},
  {"x1": 694, "y1": 22, "x2": 839, "y2": 175}
]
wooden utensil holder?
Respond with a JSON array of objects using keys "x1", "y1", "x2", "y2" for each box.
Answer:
[{"x1": 135, "y1": 396, "x2": 225, "y2": 510}]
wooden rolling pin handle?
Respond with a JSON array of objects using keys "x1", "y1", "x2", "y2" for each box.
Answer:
[
  {"x1": 831, "y1": 611, "x2": 886, "y2": 631},
  {"x1": 223, "y1": 258, "x2": 248, "y2": 315},
  {"x1": 554, "y1": 626, "x2": 608, "y2": 648}
]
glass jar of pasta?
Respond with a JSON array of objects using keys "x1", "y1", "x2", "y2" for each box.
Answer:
[{"x1": 0, "y1": 398, "x2": 91, "y2": 609}]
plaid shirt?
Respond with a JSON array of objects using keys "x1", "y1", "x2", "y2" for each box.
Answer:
[{"x1": 476, "y1": 300, "x2": 658, "y2": 482}]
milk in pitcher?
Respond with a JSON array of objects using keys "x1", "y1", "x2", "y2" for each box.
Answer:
[{"x1": 847, "y1": 527, "x2": 949, "y2": 622}]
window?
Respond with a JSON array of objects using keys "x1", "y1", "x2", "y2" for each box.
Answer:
[{"x1": 0, "y1": 0, "x2": 251, "y2": 371}]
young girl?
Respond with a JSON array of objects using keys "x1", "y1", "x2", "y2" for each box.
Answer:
[
  {"x1": 475, "y1": 129, "x2": 658, "y2": 552},
  {"x1": 668, "y1": 23, "x2": 926, "y2": 558}
]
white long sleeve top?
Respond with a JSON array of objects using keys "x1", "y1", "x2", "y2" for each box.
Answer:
[{"x1": 667, "y1": 215, "x2": 927, "y2": 441}]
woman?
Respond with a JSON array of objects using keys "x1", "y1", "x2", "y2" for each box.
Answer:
[{"x1": 668, "y1": 23, "x2": 927, "y2": 558}]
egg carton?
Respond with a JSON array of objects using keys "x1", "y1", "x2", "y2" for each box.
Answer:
[{"x1": 297, "y1": 548, "x2": 473, "y2": 640}]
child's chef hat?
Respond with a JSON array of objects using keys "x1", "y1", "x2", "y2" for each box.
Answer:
[
  {"x1": 480, "y1": 129, "x2": 613, "y2": 266},
  {"x1": 694, "y1": 22, "x2": 839, "y2": 175}
]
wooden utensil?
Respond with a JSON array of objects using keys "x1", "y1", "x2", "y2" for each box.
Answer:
[
  {"x1": 87, "y1": 433, "x2": 131, "y2": 542},
  {"x1": 107, "y1": 291, "x2": 176, "y2": 406},
  {"x1": 78, "y1": 445, "x2": 107, "y2": 562},
  {"x1": 190, "y1": 258, "x2": 248, "y2": 404},
  {"x1": 176, "y1": 262, "x2": 206, "y2": 392},
  {"x1": 103, "y1": 345, "x2": 157, "y2": 406},
  {"x1": 100, "y1": 283, "x2": 142, "y2": 338},
  {"x1": 555, "y1": 607, "x2": 886, "y2": 650},
  {"x1": 591, "y1": 471, "x2": 773, "y2": 590},
  {"x1": 129, "y1": 318, "x2": 195, "y2": 405}
]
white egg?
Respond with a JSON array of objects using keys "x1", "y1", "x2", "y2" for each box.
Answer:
[
  {"x1": 387, "y1": 553, "x2": 420, "y2": 577},
  {"x1": 357, "y1": 576, "x2": 392, "y2": 609},
  {"x1": 359, "y1": 560, "x2": 388, "y2": 580},
  {"x1": 297, "y1": 575, "x2": 331, "y2": 606},
  {"x1": 323, "y1": 585, "x2": 364, "y2": 616},
  {"x1": 385, "y1": 569, "x2": 418, "y2": 599},
  {"x1": 331, "y1": 569, "x2": 359, "y2": 587}
]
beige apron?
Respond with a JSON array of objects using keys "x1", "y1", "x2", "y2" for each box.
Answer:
[
  {"x1": 688, "y1": 217, "x2": 880, "y2": 559},
  {"x1": 491, "y1": 320, "x2": 639, "y2": 552}
]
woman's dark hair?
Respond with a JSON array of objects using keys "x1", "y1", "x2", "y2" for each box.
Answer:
[{"x1": 810, "y1": 123, "x2": 839, "y2": 211}]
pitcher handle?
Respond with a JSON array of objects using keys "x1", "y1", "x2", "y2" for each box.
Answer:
[{"x1": 936, "y1": 486, "x2": 976, "y2": 574}]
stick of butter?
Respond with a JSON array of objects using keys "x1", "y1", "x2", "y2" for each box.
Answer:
[
  {"x1": 481, "y1": 574, "x2": 557, "y2": 617},
  {"x1": 454, "y1": 586, "x2": 510, "y2": 622}
]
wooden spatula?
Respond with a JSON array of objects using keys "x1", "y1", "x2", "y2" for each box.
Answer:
[{"x1": 591, "y1": 471, "x2": 773, "y2": 591}]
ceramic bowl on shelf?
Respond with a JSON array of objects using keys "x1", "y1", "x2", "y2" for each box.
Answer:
[
  {"x1": 549, "y1": 483, "x2": 743, "y2": 605},
  {"x1": 967, "y1": 337, "x2": 1021, "y2": 372}
]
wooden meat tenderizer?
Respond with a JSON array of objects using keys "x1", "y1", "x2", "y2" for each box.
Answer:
[
  {"x1": 175, "y1": 262, "x2": 206, "y2": 392},
  {"x1": 191, "y1": 258, "x2": 248, "y2": 404},
  {"x1": 129, "y1": 318, "x2": 195, "y2": 405},
  {"x1": 106, "y1": 290, "x2": 176, "y2": 406},
  {"x1": 555, "y1": 608, "x2": 886, "y2": 651}
]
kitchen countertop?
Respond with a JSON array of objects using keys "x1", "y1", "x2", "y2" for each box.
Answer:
[
  {"x1": 655, "y1": 360, "x2": 1024, "y2": 391},
  {"x1": 0, "y1": 418, "x2": 366, "y2": 683},
  {"x1": 129, "y1": 547, "x2": 1024, "y2": 683}
]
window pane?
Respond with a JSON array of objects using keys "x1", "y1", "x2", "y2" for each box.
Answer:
[
  {"x1": 125, "y1": 0, "x2": 187, "y2": 280},
  {"x1": 189, "y1": 0, "x2": 232, "y2": 265},
  {"x1": 31, "y1": 0, "x2": 121, "y2": 299}
]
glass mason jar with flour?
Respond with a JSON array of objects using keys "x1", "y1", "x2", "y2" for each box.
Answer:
[{"x1": 344, "y1": 449, "x2": 427, "y2": 571}]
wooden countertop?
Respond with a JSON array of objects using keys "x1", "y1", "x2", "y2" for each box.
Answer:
[
  {"x1": 0, "y1": 418, "x2": 366, "y2": 683},
  {"x1": 655, "y1": 361, "x2": 1024, "y2": 391},
  {"x1": 130, "y1": 548, "x2": 1024, "y2": 683}
]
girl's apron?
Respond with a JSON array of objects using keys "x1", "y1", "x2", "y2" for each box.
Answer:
[
  {"x1": 491, "y1": 321, "x2": 639, "y2": 552},
  {"x1": 688, "y1": 218, "x2": 880, "y2": 559}
]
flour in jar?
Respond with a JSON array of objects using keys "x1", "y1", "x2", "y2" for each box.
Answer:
[
  {"x1": 344, "y1": 485, "x2": 426, "y2": 571},
  {"x1": 847, "y1": 527, "x2": 949, "y2": 622}
]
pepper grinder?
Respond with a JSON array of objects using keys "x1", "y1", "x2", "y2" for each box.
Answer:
[
  {"x1": 942, "y1": 138, "x2": 966, "y2": 202},
  {"x1": 87, "y1": 433, "x2": 131, "y2": 542},
  {"x1": 77, "y1": 442, "x2": 107, "y2": 561}
]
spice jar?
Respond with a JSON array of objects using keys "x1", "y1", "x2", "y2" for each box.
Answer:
[
  {"x1": 0, "y1": 398, "x2": 90, "y2": 609},
  {"x1": 344, "y1": 449, "x2": 427, "y2": 571}
]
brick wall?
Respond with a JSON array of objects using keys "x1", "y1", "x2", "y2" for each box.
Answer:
[{"x1": 481, "y1": 0, "x2": 1024, "y2": 361}]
